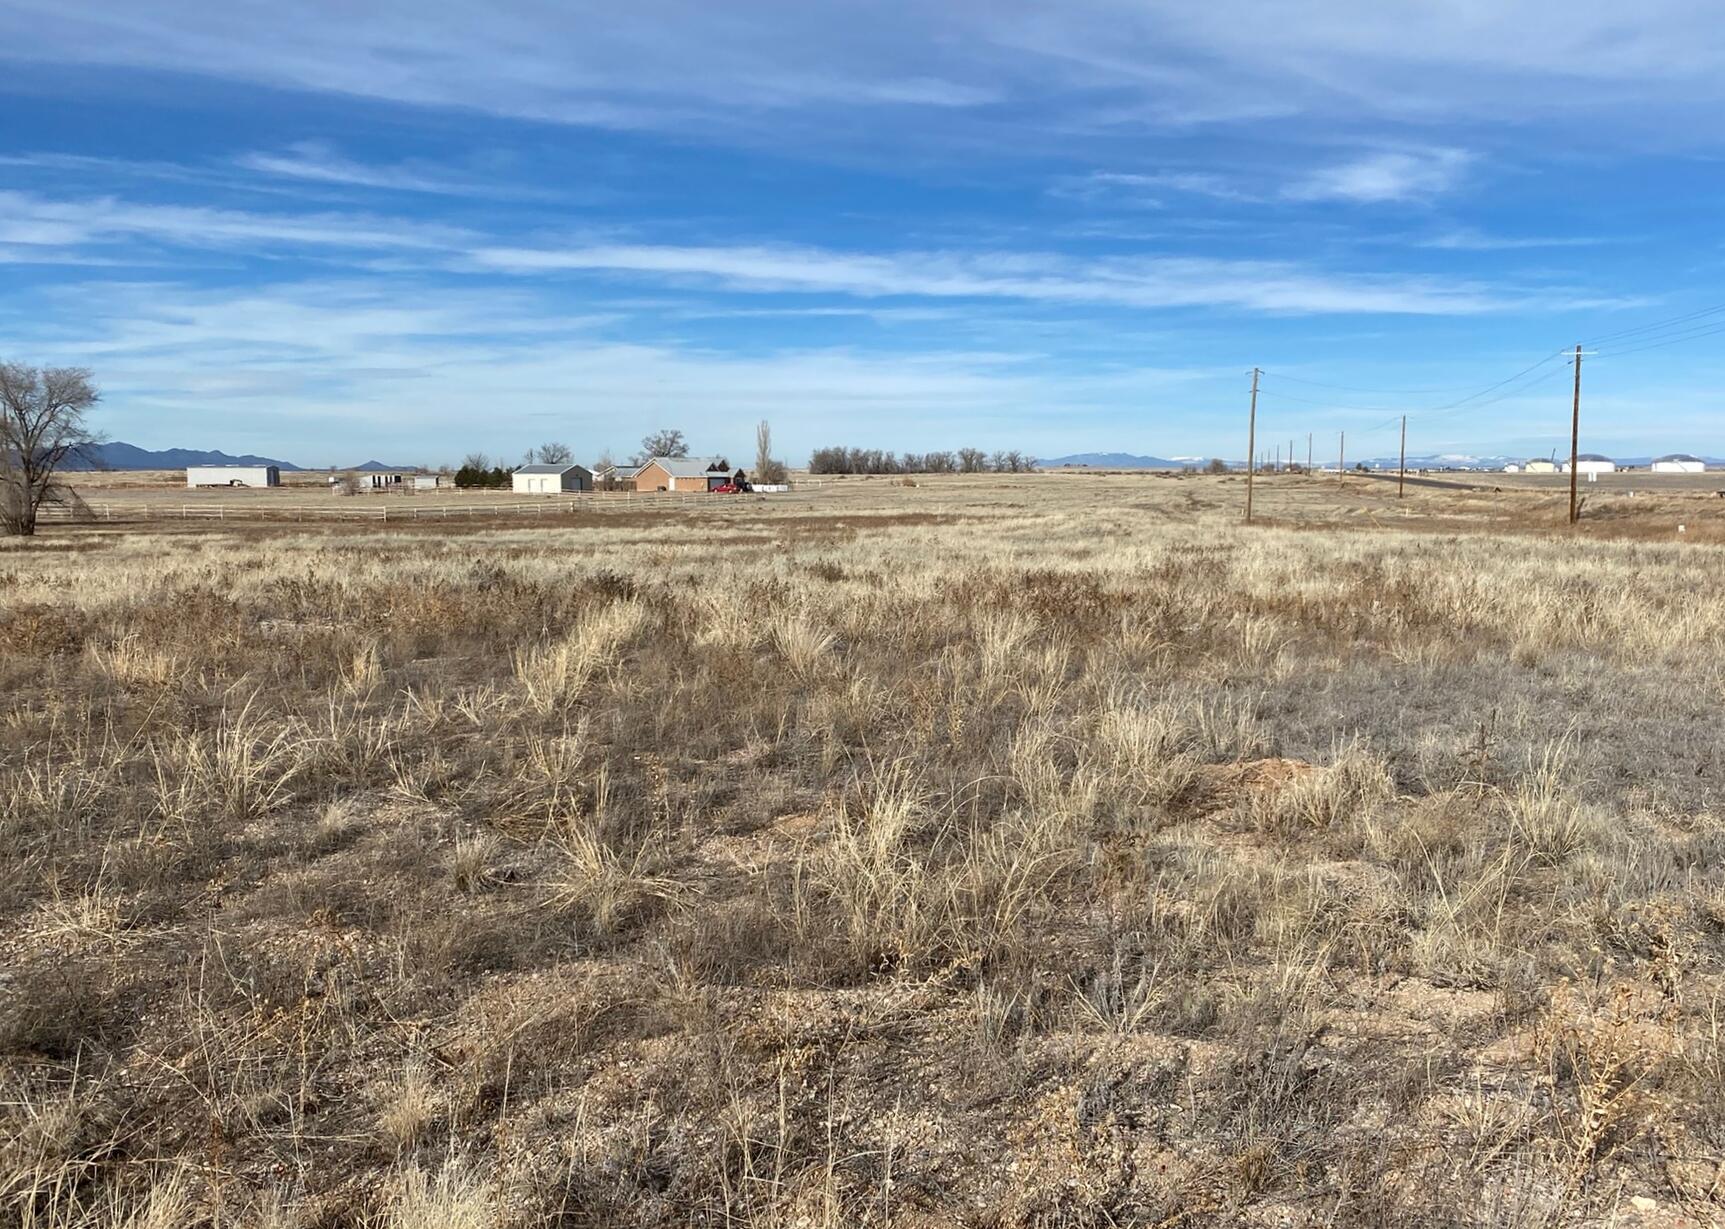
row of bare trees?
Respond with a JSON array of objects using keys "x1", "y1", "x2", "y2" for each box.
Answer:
[{"x1": 807, "y1": 446, "x2": 1034, "y2": 475}]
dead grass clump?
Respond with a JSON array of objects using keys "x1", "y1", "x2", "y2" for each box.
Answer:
[
  {"x1": 1244, "y1": 742, "x2": 1394, "y2": 834},
  {"x1": 377, "y1": 1060, "x2": 439, "y2": 1151},
  {"x1": 0, "y1": 604, "x2": 88, "y2": 655},
  {"x1": 1505, "y1": 740, "x2": 1612, "y2": 867},
  {"x1": 513, "y1": 599, "x2": 648, "y2": 712},
  {"x1": 379, "y1": 1159, "x2": 496, "y2": 1229}
]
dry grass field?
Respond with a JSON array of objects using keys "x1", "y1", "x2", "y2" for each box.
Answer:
[{"x1": 4, "y1": 471, "x2": 1725, "y2": 1227}]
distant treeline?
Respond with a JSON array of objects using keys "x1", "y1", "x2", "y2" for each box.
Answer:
[{"x1": 808, "y1": 446, "x2": 1036, "y2": 475}]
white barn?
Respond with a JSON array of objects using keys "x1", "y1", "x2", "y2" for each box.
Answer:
[
  {"x1": 1652, "y1": 453, "x2": 1706, "y2": 474},
  {"x1": 187, "y1": 465, "x2": 280, "y2": 488},
  {"x1": 1561, "y1": 454, "x2": 1616, "y2": 476},
  {"x1": 512, "y1": 463, "x2": 592, "y2": 494}
]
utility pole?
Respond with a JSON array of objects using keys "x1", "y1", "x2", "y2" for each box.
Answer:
[
  {"x1": 1245, "y1": 367, "x2": 1259, "y2": 524},
  {"x1": 1398, "y1": 415, "x2": 1407, "y2": 499},
  {"x1": 1338, "y1": 432, "x2": 1345, "y2": 487},
  {"x1": 1275, "y1": 443, "x2": 1281, "y2": 473},
  {"x1": 1307, "y1": 433, "x2": 1313, "y2": 474},
  {"x1": 1568, "y1": 344, "x2": 1583, "y2": 525},
  {"x1": 1290, "y1": 439, "x2": 1295, "y2": 474}
]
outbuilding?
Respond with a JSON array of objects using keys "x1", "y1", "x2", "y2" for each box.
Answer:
[
  {"x1": 1652, "y1": 453, "x2": 1707, "y2": 474},
  {"x1": 512, "y1": 463, "x2": 593, "y2": 494},
  {"x1": 1521, "y1": 459, "x2": 1559, "y2": 474},
  {"x1": 632, "y1": 456, "x2": 746, "y2": 492},
  {"x1": 187, "y1": 465, "x2": 280, "y2": 488},
  {"x1": 413, "y1": 474, "x2": 445, "y2": 490},
  {"x1": 593, "y1": 463, "x2": 641, "y2": 489},
  {"x1": 1561, "y1": 454, "x2": 1617, "y2": 475}
]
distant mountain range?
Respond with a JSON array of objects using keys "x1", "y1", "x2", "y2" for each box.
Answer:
[
  {"x1": 1355, "y1": 454, "x2": 1725, "y2": 471},
  {"x1": 1046, "y1": 450, "x2": 1725, "y2": 472},
  {"x1": 1041, "y1": 452, "x2": 1205, "y2": 469},
  {"x1": 65, "y1": 442, "x2": 304, "y2": 471},
  {"x1": 65, "y1": 442, "x2": 420, "y2": 472}
]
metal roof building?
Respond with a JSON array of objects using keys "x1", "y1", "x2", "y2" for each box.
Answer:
[
  {"x1": 1561, "y1": 454, "x2": 1617, "y2": 475},
  {"x1": 512, "y1": 463, "x2": 593, "y2": 494},
  {"x1": 632, "y1": 456, "x2": 744, "y2": 492}
]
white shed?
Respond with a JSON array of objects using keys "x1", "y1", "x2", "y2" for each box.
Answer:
[
  {"x1": 1521, "y1": 458, "x2": 1559, "y2": 474},
  {"x1": 512, "y1": 463, "x2": 592, "y2": 494},
  {"x1": 413, "y1": 474, "x2": 445, "y2": 490},
  {"x1": 187, "y1": 465, "x2": 280, "y2": 488},
  {"x1": 1502, "y1": 463, "x2": 1522, "y2": 473},
  {"x1": 1652, "y1": 454, "x2": 1706, "y2": 474},
  {"x1": 1561, "y1": 454, "x2": 1616, "y2": 475}
]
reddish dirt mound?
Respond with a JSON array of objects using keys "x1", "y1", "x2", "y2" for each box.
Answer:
[{"x1": 1191, "y1": 756, "x2": 1317, "y2": 813}]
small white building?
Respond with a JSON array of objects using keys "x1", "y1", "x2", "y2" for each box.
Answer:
[
  {"x1": 187, "y1": 465, "x2": 280, "y2": 488},
  {"x1": 1502, "y1": 463, "x2": 1522, "y2": 473},
  {"x1": 413, "y1": 474, "x2": 445, "y2": 490},
  {"x1": 367, "y1": 472, "x2": 407, "y2": 490},
  {"x1": 1561, "y1": 454, "x2": 1617, "y2": 476},
  {"x1": 1521, "y1": 458, "x2": 1559, "y2": 474},
  {"x1": 512, "y1": 463, "x2": 593, "y2": 494},
  {"x1": 1652, "y1": 453, "x2": 1706, "y2": 474}
]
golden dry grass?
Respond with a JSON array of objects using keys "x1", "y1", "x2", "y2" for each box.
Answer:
[{"x1": 3, "y1": 472, "x2": 1725, "y2": 1226}]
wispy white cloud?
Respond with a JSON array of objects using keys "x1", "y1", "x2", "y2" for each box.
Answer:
[
  {"x1": 1052, "y1": 169, "x2": 1258, "y2": 206},
  {"x1": 1415, "y1": 228, "x2": 1613, "y2": 251},
  {"x1": 468, "y1": 240, "x2": 1565, "y2": 315},
  {"x1": 1283, "y1": 148, "x2": 1471, "y2": 204},
  {"x1": 1, "y1": 187, "x2": 1592, "y2": 317},
  {"x1": 0, "y1": 190, "x2": 474, "y2": 254},
  {"x1": 7, "y1": 0, "x2": 1725, "y2": 152},
  {"x1": 234, "y1": 141, "x2": 529, "y2": 197}
]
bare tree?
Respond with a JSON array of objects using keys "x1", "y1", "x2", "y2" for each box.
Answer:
[
  {"x1": 636, "y1": 429, "x2": 688, "y2": 463},
  {"x1": 536, "y1": 441, "x2": 574, "y2": 465},
  {"x1": 754, "y1": 420, "x2": 788, "y2": 485},
  {"x1": 957, "y1": 447, "x2": 987, "y2": 474},
  {"x1": 0, "y1": 363, "x2": 101, "y2": 536}
]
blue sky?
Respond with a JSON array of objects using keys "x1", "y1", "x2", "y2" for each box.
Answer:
[{"x1": 3, "y1": 1, "x2": 1724, "y2": 467}]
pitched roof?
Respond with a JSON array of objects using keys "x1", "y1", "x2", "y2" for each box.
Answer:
[
  {"x1": 642, "y1": 455, "x2": 737, "y2": 478},
  {"x1": 1654, "y1": 453, "x2": 1703, "y2": 463},
  {"x1": 514, "y1": 463, "x2": 589, "y2": 475}
]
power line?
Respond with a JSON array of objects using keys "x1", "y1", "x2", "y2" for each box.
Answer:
[
  {"x1": 1582, "y1": 301, "x2": 1725, "y2": 348},
  {"x1": 1256, "y1": 371, "x2": 1491, "y2": 396},
  {"x1": 1595, "y1": 318, "x2": 1725, "y2": 359}
]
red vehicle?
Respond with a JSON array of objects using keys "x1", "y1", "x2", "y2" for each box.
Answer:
[{"x1": 710, "y1": 482, "x2": 741, "y2": 494}]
